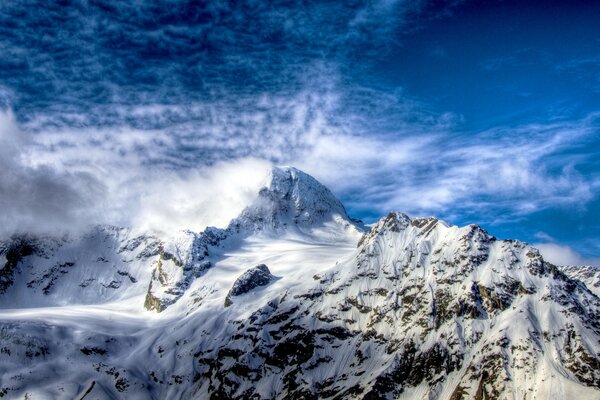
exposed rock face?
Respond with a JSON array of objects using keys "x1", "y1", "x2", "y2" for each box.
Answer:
[
  {"x1": 224, "y1": 264, "x2": 274, "y2": 307},
  {"x1": 0, "y1": 236, "x2": 37, "y2": 294},
  {"x1": 144, "y1": 228, "x2": 225, "y2": 312},
  {"x1": 188, "y1": 212, "x2": 600, "y2": 399}
]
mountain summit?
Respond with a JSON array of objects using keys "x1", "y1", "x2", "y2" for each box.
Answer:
[
  {"x1": 229, "y1": 166, "x2": 355, "y2": 233},
  {"x1": 0, "y1": 167, "x2": 598, "y2": 399}
]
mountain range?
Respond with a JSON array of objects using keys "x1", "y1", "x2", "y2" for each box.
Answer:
[{"x1": 0, "y1": 166, "x2": 598, "y2": 399}]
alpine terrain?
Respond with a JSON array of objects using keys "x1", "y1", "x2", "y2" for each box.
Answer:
[{"x1": 0, "y1": 166, "x2": 598, "y2": 400}]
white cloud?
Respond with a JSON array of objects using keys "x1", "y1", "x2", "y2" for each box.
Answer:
[
  {"x1": 1, "y1": 52, "x2": 598, "y2": 241},
  {"x1": 0, "y1": 110, "x2": 274, "y2": 238},
  {"x1": 534, "y1": 242, "x2": 599, "y2": 267},
  {"x1": 131, "y1": 158, "x2": 271, "y2": 236},
  {"x1": 297, "y1": 112, "x2": 599, "y2": 223}
]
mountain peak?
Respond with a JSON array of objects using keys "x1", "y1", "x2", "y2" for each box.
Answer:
[{"x1": 228, "y1": 166, "x2": 353, "y2": 233}]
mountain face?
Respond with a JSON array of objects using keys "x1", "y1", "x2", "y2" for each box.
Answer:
[{"x1": 0, "y1": 167, "x2": 598, "y2": 400}]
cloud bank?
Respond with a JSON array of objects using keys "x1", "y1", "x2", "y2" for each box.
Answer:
[
  {"x1": 1, "y1": 108, "x2": 277, "y2": 237},
  {"x1": 130, "y1": 159, "x2": 271, "y2": 236},
  {"x1": 0, "y1": 111, "x2": 105, "y2": 236}
]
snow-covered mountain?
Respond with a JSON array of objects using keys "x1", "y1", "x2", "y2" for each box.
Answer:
[{"x1": 0, "y1": 167, "x2": 598, "y2": 399}]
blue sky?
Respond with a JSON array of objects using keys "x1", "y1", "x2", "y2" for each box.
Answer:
[{"x1": 0, "y1": 0, "x2": 598, "y2": 264}]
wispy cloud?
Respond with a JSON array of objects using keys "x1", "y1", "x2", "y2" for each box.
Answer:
[
  {"x1": 9, "y1": 81, "x2": 598, "y2": 238},
  {"x1": 298, "y1": 109, "x2": 599, "y2": 225},
  {"x1": 0, "y1": 0, "x2": 428, "y2": 126}
]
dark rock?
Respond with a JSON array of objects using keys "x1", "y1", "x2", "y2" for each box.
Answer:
[
  {"x1": 0, "y1": 237, "x2": 36, "y2": 293},
  {"x1": 225, "y1": 264, "x2": 274, "y2": 307}
]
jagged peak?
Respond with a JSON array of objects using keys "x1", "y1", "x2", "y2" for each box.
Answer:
[
  {"x1": 265, "y1": 166, "x2": 348, "y2": 215},
  {"x1": 367, "y1": 213, "x2": 497, "y2": 238},
  {"x1": 378, "y1": 212, "x2": 412, "y2": 232},
  {"x1": 227, "y1": 166, "x2": 352, "y2": 233},
  {"x1": 362, "y1": 212, "x2": 451, "y2": 238},
  {"x1": 358, "y1": 212, "x2": 502, "y2": 252}
]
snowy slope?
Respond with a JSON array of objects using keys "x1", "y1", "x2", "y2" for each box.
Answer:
[
  {"x1": 0, "y1": 227, "x2": 160, "y2": 309},
  {"x1": 0, "y1": 167, "x2": 598, "y2": 400}
]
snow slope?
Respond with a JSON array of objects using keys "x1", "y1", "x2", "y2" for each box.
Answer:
[{"x1": 0, "y1": 167, "x2": 598, "y2": 399}]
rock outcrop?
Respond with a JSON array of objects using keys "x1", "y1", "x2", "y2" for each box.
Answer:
[{"x1": 224, "y1": 264, "x2": 274, "y2": 307}]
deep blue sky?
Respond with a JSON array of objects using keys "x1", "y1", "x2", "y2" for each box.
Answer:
[
  {"x1": 378, "y1": 0, "x2": 600, "y2": 130},
  {"x1": 0, "y1": 0, "x2": 598, "y2": 263}
]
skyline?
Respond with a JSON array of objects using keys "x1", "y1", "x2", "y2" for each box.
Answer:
[{"x1": 0, "y1": 0, "x2": 599, "y2": 265}]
